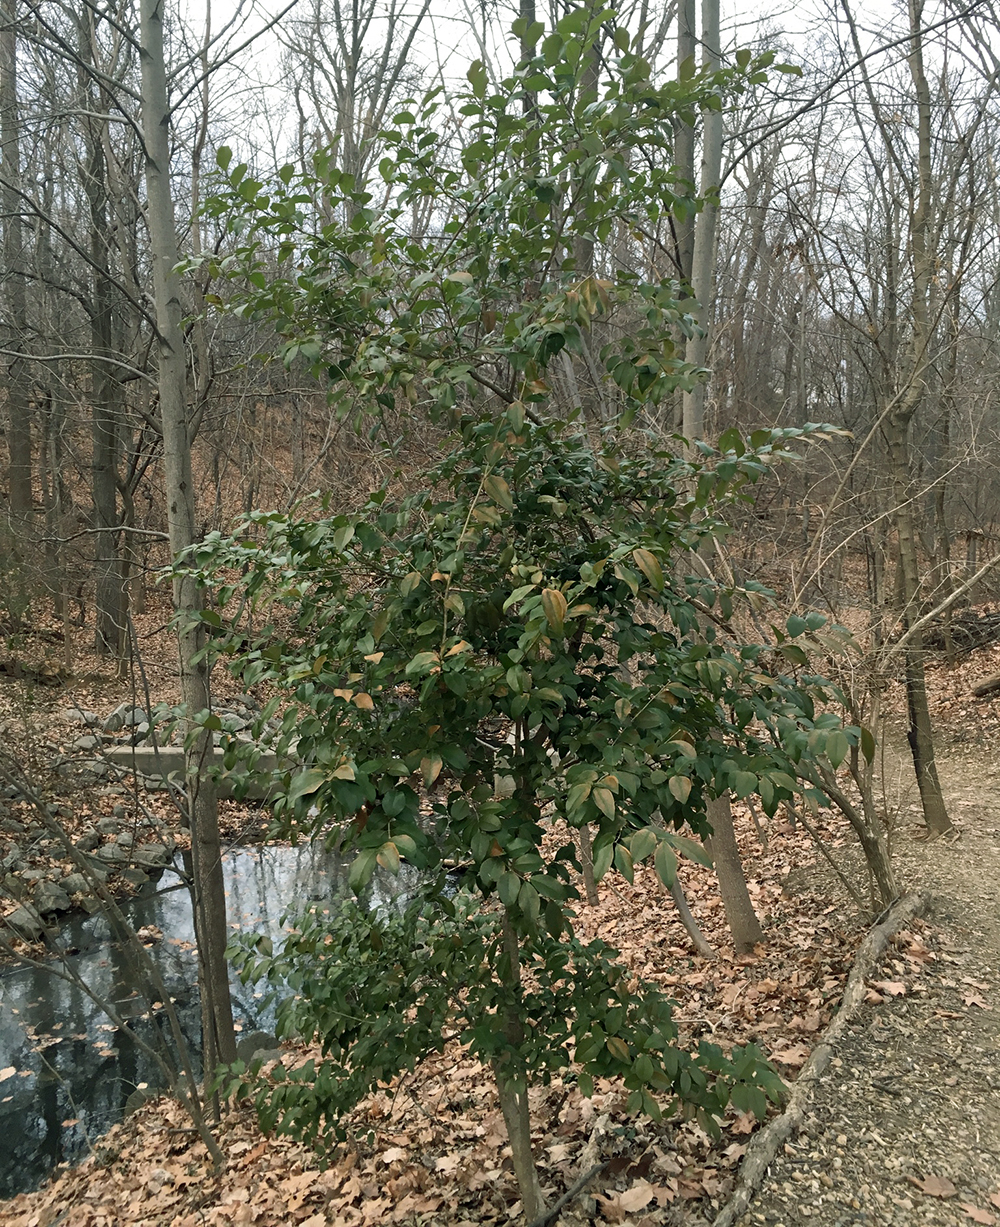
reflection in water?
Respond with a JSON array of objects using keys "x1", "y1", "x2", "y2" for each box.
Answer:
[{"x1": 0, "y1": 844, "x2": 421, "y2": 1197}]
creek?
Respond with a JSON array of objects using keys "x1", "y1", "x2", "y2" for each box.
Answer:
[{"x1": 0, "y1": 843, "x2": 422, "y2": 1198}]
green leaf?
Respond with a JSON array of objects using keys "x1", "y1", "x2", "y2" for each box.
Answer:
[
  {"x1": 289, "y1": 768, "x2": 325, "y2": 805},
  {"x1": 669, "y1": 833, "x2": 714, "y2": 868},
  {"x1": 498, "y1": 871, "x2": 520, "y2": 907},
  {"x1": 860, "y1": 726, "x2": 876, "y2": 763},
  {"x1": 541, "y1": 588, "x2": 568, "y2": 635},
  {"x1": 614, "y1": 843, "x2": 634, "y2": 884},
  {"x1": 653, "y1": 840, "x2": 677, "y2": 889},
  {"x1": 786, "y1": 614, "x2": 808, "y2": 638},
  {"x1": 668, "y1": 775, "x2": 692, "y2": 804},
  {"x1": 826, "y1": 729, "x2": 849, "y2": 768},
  {"x1": 593, "y1": 840, "x2": 614, "y2": 881},
  {"x1": 592, "y1": 786, "x2": 615, "y2": 820},
  {"x1": 405, "y1": 650, "x2": 439, "y2": 676},
  {"x1": 484, "y1": 474, "x2": 514, "y2": 511},
  {"x1": 348, "y1": 847, "x2": 378, "y2": 892},
  {"x1": 731, "y1": 771, "x2": 758, "y2": 799},
  {"x1": 376, "y1": 841, "x2": 401, "y2": 874},
  {"x1": 632, "y1": 548, "x2": 664, "y2": 592},
  {"x1": 567, "y1": 780, "x2": 593, "y2": 816},
  {"x1": 629, "y1": 827, "x2": 658, "y2": 862},
  {"x1": 467, "y1": 59, "x2": 487, "y2": 98},
  {"x1": 518, "y1": 881, "x2": 541, "y2": 924}
]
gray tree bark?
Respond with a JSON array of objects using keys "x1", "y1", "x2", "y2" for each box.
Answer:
[
  {"x1": 705, "y1": 795, "x2": 763, "y2": 953},
  {"x1": 681, "y1": 0, "x2": 722, "y2": 445},
  {"x1": 78, "y1": 9, "x2": 127, "y2": 656},
  {"x1": 139, "y1": 0, "x2": 236, "y2": 1078},
  {"x1": 1, "y1": 2, "x2": 32, "y2": 527}
]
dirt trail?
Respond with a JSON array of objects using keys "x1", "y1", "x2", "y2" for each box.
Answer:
[{"x1": 735, "y1": 752, "x2": 1000, "y2": 1227}]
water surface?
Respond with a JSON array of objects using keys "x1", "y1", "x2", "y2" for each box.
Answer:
[{"x1": 0, "y1": 843, "x2": 420, "y2": 1197}]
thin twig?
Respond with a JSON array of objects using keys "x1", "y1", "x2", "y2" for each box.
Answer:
[
  {"x1": 789, "y1": 803, "x2": 871, "y2": 916},
  {"x1": 526, "y1": 1160, "x2": 610, "y2": 1227}
]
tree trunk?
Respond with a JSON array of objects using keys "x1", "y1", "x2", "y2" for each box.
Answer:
[
  {"x1": 673, "y1": 0, "x2": 696, "y2": 284},
  {"x1": 0, "y1": 3, "x2": 32, "y2": 527},
  {"x1": 882, "y1": 0, "x2": 951, "y2": 836},
  {"x1": 681, "y1": 0, "x2": 722, "y2": 445},
  {"x1": 139, "y1": 0, "x2": 237, "y2": 1077},
  {"x1": 495, "y1": 909, "x2": 545, "y2": 1222},
  {"x1": 79, "y1": 11, "x2": 126, "y2": 656},
  {"x1": 668, "y1": 876, "x2": 716, "y2": 959},
  {"x1": 577, "y1": 822, "x2": 600, "y2": 907},
  {"x1": 706, "y1": 794, "x2": 763, "y2": 953}
]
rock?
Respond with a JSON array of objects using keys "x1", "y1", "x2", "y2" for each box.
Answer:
[
  {"x1": 60, "y1": 708, "x2": 100, "y2": 727},
  {"x1": 74, "y1": 831, "x2": 100, "y2": 852},
  {"x1": 102, "y1": 705, "x2": 127, "y2": 733},
  {"x1": 77, "y1": 760, "x2": 110, "y2": 779},
  {"x1": 236, "y1": 1031, "x2": 280, "y2": 1063},
  {"x1": 131, "y1": 722, "x2": 151, "y2": 743},
  {"x1": 62, "y1": 872, "x2": 91, "y2": 896},
  {"x1": 94, "y1": 842, "x2": 129, "y2": 865},
  {"x1": 96, "y1": 815, "x2": 120, "y2": 836},
  {"x1": 33, "y1": 882, "x2": 72, "y2": 914},
  {"x1": 124, "y1": 1086, "x2": 164, "y2": 1117},
  {"x1": 132, "y1": 842, "x2": 171, "y2": 869},
  {"x1": 1, "y1": 853, "x2": 25, "y2": 872},
  {"x1": 121, "y1": 867, "x2": 149, "y2": 888},
  {"x1": 3, "y1": 904, "x2": 43, "y2": 940},
  {"x1": 114, "y1": 831, "x2": 135, "y2": 849},
  {"x1": 73, "y1": 735, "x2": 101, "y2": 752},
  {"x1": 122, "y1": 707, "x2": 148, "y2": 728},
  {"x1": 1, "y1": 785, "x2": 22, "y2": 800},
  {"x1": 79, "y1": 855, "x2": 109, "y2": 881},
  {"x1": 0, "y1": 817, "x2": 26, "y2": 835}
]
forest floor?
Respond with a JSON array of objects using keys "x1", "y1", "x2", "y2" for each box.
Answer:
[
  {"x1": 1, "y1": 613, "x2": 1000, "y2": 1225},
  {"x1": 738, "y1": 747, "x2": 1000, "y2": 1227}
]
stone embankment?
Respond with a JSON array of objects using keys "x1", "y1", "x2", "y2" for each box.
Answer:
[{"x1": 0, "y1": 698, "x2": 273, "y2": 944}]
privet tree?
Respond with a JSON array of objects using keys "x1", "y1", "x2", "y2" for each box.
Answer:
[{"x1": 190, "y1": 12, "x2": 864, "y2": 1217}]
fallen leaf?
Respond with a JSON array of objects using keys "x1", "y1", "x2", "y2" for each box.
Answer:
[
  {"x1": 619, "y1": 1180, "x2": 655, "y2": 1212},
  {"x1": 961, "y1": 1205, "x2": 997, "y2": 1225},
  {"x1": 871, "y1": 980, "x2": 906, "y2": 996},
  {"x1": 909, "y1": 1175, "x2": 958, "y2": 1199},
  {"x1": 0, "y1": 1067, "x2": 15, "y2": 1083},
  {"x1": 771, "y1": 1043, "x2": 811, "y2": 1068},
  {"x1": 963, "y1": 994, "x2": 991, "y2": 1010}
]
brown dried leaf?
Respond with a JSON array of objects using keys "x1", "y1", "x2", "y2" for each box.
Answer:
[
  {"x1": 962, "y1": 1205, "x2": 997, "y2": 1225},
  {"x1": 771, "y1": 1042, "x2": 811, "y2": 1068},
  {"x1": 871, "y1": 980, "x2": 906, "y2": 996},
  {"x1": 619, "y1": 1180, "x2": 655, "y2": 1212},
  {"x1": 909, "y1": 1174, "x2": 958, "y2": 1199}
]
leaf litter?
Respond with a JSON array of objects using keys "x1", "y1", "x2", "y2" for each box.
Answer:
[{"x1": 2, "y1": 798, "x2": 889, "y2": 1226}]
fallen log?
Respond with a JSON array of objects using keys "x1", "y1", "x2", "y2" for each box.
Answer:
[
  {"x1": 711, "y1": 889, "x2": 931, "y2": 1227},
  {"x1": 973, "y1": 672, "x2": 1000, "y2": 699}
]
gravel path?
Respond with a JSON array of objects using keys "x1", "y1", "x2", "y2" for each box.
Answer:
[{"x1": 733, "y1": 753, "x2": 1000, "y2": 1227}]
